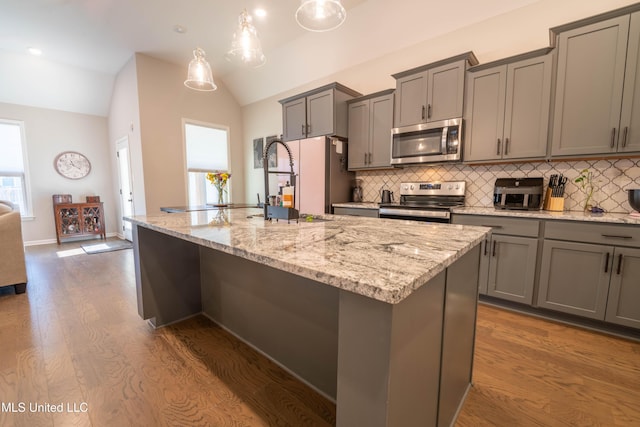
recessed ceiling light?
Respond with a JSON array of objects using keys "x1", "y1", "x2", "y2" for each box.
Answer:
[
  {"x1": 27, "y1": 47, "x2": 42, "y2": 56},
  {"x1": 173, "y1": 25, "x2": 187, "y2": 34},
  {"x1": 254, "y1": 8, "x2": 267, "y2": 18}
]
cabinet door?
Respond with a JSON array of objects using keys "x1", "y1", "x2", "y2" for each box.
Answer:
[
  {"x1": 464, "y1": 66, "x2": 506, "y2": 162},
  {"x1": 487, "y1": 235, "x2": 537, "y2": 304},
  {"x1": 283, "y1": 98, "x2": 306, "y2": 141},
  {"x1": 394, "y1": 72, "x2": 427, "y2": 127},
  {"x1": 537, "y1": 240, "x2": 612, "y2": 320},
  {"x1": 427, "y1": 60, "x2": 465, "y2": 122},
  {"x1": 347, "y1": 100, "x2": 369, "y2": 169},
  {"x1": 307, "y1": 89, "x2": 334, "y2": 138},
  {"x1": 605, "y1": 247, "x2": 640, "y2": 329},
  {"x1": 620, "y1": 11, "x2": 640, "y2": 153},
  {"x1": 477, "y1": 237, "x2": 491, "y2": 295},
  {"x1": 368, "y1": 93, "x2": 394, "y2": 168},
  {"x1": 551, "y1": 16, "x2": 630, "y2": 156},
  {"x1": 503, "y1": 55, "x2": 551, "y2": 159}
]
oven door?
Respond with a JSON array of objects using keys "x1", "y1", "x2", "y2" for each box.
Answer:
[{"x1": 378, "y1": 207, "x2": 451, "y2": 223}]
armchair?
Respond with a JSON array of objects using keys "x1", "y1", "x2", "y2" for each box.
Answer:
[{"x1": 0, "y1": 200, "x2": 28, "y2": 293}]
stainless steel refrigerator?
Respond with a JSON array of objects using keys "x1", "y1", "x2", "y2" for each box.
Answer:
[{"x1": 273, "y1": 136, "x2": 354, "y2": 215}]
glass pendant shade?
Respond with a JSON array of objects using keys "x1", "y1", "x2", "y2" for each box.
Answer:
[
  {"x1": 184, "y1": 48, "x2": 217, "y2": 91},
  {"x1": 295, "y1": 0, "x2": 346, "y2": 32},
  {"x1": 225, "y1": 10, "x2": 266, "y2": 68}
]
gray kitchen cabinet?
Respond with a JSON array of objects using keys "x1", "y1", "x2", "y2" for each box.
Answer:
[
  {"x1": 605, "y1": 247, "x2": 640, "y2": 328},
  {"x1": 347, "y1": 90, "x2": 394, "y2": 170},
  {"x1": 550, "y1": 12, "x2": 640, "y2": 156},
  {"x1": 279, "y1": 83, "x2": 361, "y2": 142},
  {"x1": 538, "y1": 220, "x2": 640, "y2": 328},
  {"x1": 537, "y1": 240, "x2": 612, "y2": 320},
  {"x1": 451, "y1": 215, "x2": 539, "y2": 303},
  {"x1": 392, "y1": 53, "x2": 477, "y2": 128},
  {"x1": 464, "y1": 49, "x2": 552, "y2": 162},
  {"x1": 620, "y1": 12, "x2": 640, "y2": 153}
]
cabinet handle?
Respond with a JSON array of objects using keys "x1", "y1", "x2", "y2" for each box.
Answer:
[
  {"x1": 492, "y1": 240, "x2": 497, "y2": 257},
  {"x1": 483, "y1": 239, "x2": 489, "y2": 256},
  {"x1": 616, "y1": 254, "x2": 623, "y2": 275},
  {"x1": 601, "y1": 234, "x2": 632, "y2": 239},
  {"x1": 302, "y1": 124, "x2": 305, "y2": 135},
  {"x1": 604, "y1": 252, "x2": 610, "y2": 273},
  {"x1": 364, "y1": 153, "x2": 367, "y2": 164},
  {"x1": 610, "y1": 128, "x2": 616, "y2": 148},
  {"x1": 427, "y1": 104, "x2": 432, "y2": 119},
  {"x1": 421, "y1": 105, "x2": 426, "y2": 120},
  {"x1": 622, "y1": 127, "x2": 629, "y2": 148},
  {"x1": 505, "y1": 138, "x2": 510, "y2": 155},
  {"x1": 496, "y1": 139, "x2": 501, "y2": 156},
  {"x1": 307, "y1": 124, "x2": 311, "y2": 135}
]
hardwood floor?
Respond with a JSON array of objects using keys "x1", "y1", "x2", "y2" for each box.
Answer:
[{"x1": 0, "y1": 240, "x2": 639, "y2": 426}]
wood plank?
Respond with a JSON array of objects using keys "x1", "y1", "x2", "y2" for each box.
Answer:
[{"x1": 0, "y1": 240, "x2": 638, "y2": 426}]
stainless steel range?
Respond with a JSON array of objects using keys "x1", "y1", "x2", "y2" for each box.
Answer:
[{"x1": 379, "y1": 181, "x2": 466, "y2": 223}]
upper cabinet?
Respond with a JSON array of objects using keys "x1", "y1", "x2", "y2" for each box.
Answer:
[
  {"x1": 392, "y1": 53, "x2": 478, "y2": 128},
  {"x1": 279, "y1": 83, "x2": 361, "y2": 142},
  {"x1": 551, "y1": 9, "x2": 640, "y2": 156},
  {"x1": 464, "y1": 49, "x2": 553, "y2": 162},
  {"x1": 347, "y1": 90, "x2": 395, "y2": 170}
]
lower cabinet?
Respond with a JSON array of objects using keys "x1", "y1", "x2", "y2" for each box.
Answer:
[
  {"x1": 536, "y1": 240, "x2": 612, "y2": 320},
  {"x1": 452, "y1": 214, "x2": 539, "y2": 304},
  {"x1": 605, "y1": 247, "x2": 640, "y2": 329},
  {"x1": 537, "y1": 221, "x2": 640, "y2": 329},
  {"x1": 485, "y1": 235, "x2": 538, "y2": 304}
]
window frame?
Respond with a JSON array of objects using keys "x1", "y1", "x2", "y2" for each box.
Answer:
[
  {"x1": 182, "y1": 119, "x2": 231, "y2": 206},
  {"x1": 0, "y1": 119, "x2": 33, "y2": 218}
]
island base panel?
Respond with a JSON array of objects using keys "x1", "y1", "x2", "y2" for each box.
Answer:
[
  {"x1": 337, "y1": 271, "x2": 445, "y2": 427},
  {"x1": 133, "y1": 226, "x2": 202, "y2": 327},
  {"x1": 439, "y1": 245, "x2": 480, "y2": 426},
  {"x1": 200, "y1": 246, "x2": 339, "y2": 399}
]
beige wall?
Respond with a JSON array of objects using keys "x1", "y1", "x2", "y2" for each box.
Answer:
[
  {"x1": 0, "y1": 102, "x2": 116, "y2": 244},
  {"x1": 135, "y1": 53, "x2": 245, "y2": 213}
]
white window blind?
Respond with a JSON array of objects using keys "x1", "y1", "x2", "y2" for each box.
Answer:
[
  {"x1": 0, "y1": 119, "x2": 32, "y2": 217},
  {"x1": 185, "y1": 123, "x2": 228, "y2": 172},
  {"x1": 0, "y1": 122, "x2": 24, "y2": 174}
]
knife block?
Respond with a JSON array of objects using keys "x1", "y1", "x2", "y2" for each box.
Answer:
[{"x1": 546, "y1": 196, "x2": 565, "y2": 212}]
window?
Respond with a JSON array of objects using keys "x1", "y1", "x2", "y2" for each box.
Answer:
[
  {"x1": 184, "y1": 121, "x2": 230, "y2": 205},
  {"x1": 0, "y1": 120, "x2": 32, "y2": 217}
]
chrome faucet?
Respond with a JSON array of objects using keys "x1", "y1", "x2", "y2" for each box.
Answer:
[{"x1": 263, "y1": 138, "x2": 299, "y2": 222}]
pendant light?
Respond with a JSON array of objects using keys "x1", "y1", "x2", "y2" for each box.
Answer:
[
  {"x1": 184, "y1": 48, "x2": 217, "y2": 91},
  {"x1": 295, "y1": 0, "x2": 346, "y2": 32},
  {"x1": 225, "y1": 9, "x2": 266, "y2": 68}
]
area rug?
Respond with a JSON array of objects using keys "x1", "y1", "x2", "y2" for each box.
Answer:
[{"x1": 82, "y1": 240, "x2": 133, "y2": 254}]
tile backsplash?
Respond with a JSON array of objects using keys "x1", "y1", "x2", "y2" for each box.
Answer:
[{"x1": 356, "y1": 158, "x2": 640, "y2": 213}]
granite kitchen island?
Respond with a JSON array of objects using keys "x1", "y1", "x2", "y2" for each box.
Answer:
[{"x1": 126, "y1": 208, "x2": 490, "y2": 427}]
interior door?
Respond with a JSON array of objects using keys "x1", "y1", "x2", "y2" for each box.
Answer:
[{"x1": 116, "y1": 136, "x2": 134, "y2": 241}]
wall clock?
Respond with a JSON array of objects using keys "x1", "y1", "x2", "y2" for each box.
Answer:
[{"x1": 54, "y1": 151, "x2": 91, "y2": 179}]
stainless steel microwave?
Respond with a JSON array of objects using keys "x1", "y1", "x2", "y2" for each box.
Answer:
[{"x1": 390, "y1": 118, "x2": 462, "y2": 165}]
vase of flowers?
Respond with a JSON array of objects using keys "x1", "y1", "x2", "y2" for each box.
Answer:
[{"x1": 206, "y1": 171, "x2": 231, "y2": 206}]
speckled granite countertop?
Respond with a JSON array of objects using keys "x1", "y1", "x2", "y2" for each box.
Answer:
[
  {"x1": 332, "y1": 203, "x2": 640, "y2": 225},
  {"x1": 451, "y1": 207, "x2": 640, "y2": 225},
  {"x1": 126, "y1": 208, "x2": 490, "y2": 304}
]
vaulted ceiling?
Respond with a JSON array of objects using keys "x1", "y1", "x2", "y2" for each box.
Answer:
[{"x1": 0, "y1": 0, "x2": 635, "y2": 114}]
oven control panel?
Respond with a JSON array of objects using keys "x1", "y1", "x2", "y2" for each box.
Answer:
[{"x1": 400, "y1": 181, "x2": 466, "y2": 196}]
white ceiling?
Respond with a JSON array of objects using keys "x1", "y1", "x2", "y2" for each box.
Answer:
[{"x1": 0, "y1": 0, "x2": 635, "y2": 111}]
